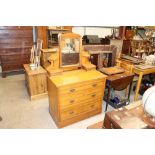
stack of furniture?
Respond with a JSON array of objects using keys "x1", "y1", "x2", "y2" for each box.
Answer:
[
  {"x1": 47, "y1": 33, "x2": 107, "y2": 128},
  {"x1": 83, "y1": 45, "x2": 117, "y2": 69},
  {"x1": 0, "y1": 26, "x2": 33, "y2": 77}
]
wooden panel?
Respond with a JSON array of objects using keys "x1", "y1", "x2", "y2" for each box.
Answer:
[
  {"x1": 0, "y1": 37, "x2": 32, "y2": 44},
  {"x1": 0, "y1": 29, "x2": 32, "y2": 38},
  {"x1": 0, "y1": 26, "x2": 32, "y2": 30},
  {"x1": 0, "y1": 26, "x2": 33, "y2": 77},
  {"x1": 37, "y1": 26, "x2": 48, "y2": 48},
  {"x1": 29, "y1": 74, "x2": 47, "y2": 95}
]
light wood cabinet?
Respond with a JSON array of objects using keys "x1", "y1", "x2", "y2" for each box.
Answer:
[
  {"x1": 48, "y1": 70, "x2": 106, "y2": 128},
  {"x1": 23, "y1": 64, "x2": 47, "y2": 100}
]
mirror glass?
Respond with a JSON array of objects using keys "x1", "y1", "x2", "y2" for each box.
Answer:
[{"x1": 61, "y1": 38, "x2": 80, "y2": 66}]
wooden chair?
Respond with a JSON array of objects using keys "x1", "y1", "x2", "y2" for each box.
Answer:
[{"x1": 104, "y1": 72, "x2": 134, "y2": 111}]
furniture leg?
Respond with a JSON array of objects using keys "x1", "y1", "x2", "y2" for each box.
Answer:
[
  {"x1": 2, "y1": 72, "x2": 6, "y2": 78},
  {"x1": 128, "y1": 82, "x2": 132, "y2": 100},
  {"x1": 105, "y1": 87, "x2": 110, "y2": 112},
  {"x1": 103, "y1": 114, "x2": 111, "y2": 129},
  {"x1": 134, "y1": 72, "x2": 143, "y2": 101}
]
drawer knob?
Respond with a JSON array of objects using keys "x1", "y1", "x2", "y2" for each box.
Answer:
[
  {"x1": 70, "y1": 100, "x2": 75, "y2": 104},
  {"x1": 92, "y1": 83, "x2": 97, "y2": 87},
  {"x1": 70, "y1": 88, "x2": 75, "y2": 92},
  {"x1": 69, "y1": 111, "x2": 74, "y2": 115},
  {"x1": 91, "y1": 94, "x2": 96, "y2": 97}
]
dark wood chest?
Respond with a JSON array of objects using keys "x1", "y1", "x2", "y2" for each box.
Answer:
[{"x1": 0, "y1": 26, "x2": 33, "y2": 77}]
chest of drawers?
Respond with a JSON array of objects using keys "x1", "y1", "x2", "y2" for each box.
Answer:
[
  {"x1": 0, "y1": 26, "x2": 33, "y2": 77},
  {"x1": 47, "y1": 69, "x2": 106, "y2": 128}
]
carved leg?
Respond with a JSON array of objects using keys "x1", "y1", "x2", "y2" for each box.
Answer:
[{"x1": 134, "y1": 72, "x2": 143, "y2": 101}]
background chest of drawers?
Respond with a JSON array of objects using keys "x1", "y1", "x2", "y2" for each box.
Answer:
[
  {"x1": 0, "y1": 26, "x2": 33, "y2": 77},
  {"x1": 48, "y1": 70, "x2": 106, "y2": 128}
]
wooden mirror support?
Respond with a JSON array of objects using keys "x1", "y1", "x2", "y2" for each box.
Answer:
[{"x1": 46, "y1": 32, "x2": 95, "y2": 76}]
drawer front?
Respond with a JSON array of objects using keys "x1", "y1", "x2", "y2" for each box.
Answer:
[
  {"x1": 2, "y1": 63, "x2": 23, "y2": 71},
  {"x1": 60, "y1": 100, "x2": 101, "y2": 121},
  {"x1": 58, "y1": 79, "x2": 105, "y2": 95},
  {"x1": 59, "y1": 88, "x2": 104, "y2": 110}
]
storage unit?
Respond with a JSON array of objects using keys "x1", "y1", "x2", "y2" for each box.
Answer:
[
  {"x1": 48, "y1": 70, "x2": 106, "y2": 128},
  {"x1": 23, "y1": 64, "x2": 47, "y2": 100},
  {"x1": 0, "y1": 26, "x2": 33, "y2": 77}
]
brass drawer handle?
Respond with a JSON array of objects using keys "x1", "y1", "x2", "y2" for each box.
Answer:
[
  {"x1": 91, "y1": 94, "x2": 96, "y2": 97},
  {"x1": 69, "y1": 111, "x2": 74, "y2": 115},
  {"x1": 70, "y1": 100, "x2": 75, "y2": 104},
  {"x1": 92, "y1": 83, "x2": 97, "y2": 87},
  {"x1": 70, "y1": 88, "x2": 76, "y2": 92}
]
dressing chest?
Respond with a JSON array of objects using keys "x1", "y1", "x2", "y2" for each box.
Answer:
[{"x1": 48, "y1": 70, "x2": 106, "y2": 127}]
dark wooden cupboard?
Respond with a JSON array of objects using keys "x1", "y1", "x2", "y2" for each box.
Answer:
[{"x1": 0, "y1": 26, "x2": 33, "y2": 77}]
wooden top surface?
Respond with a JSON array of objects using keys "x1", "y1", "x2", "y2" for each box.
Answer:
[
  {"x1": 106, "y1": 71, "x2": 134, "y2": 81},
  {"x1": 106, "y1": 100, "x2": 148, "y2": 129},
  {"x1": 134, "y1": 65, "x2": 155, "y2": 71},
  {"x1": 41, "y1": 48, "x2": 58, "y2": 53},
  {"x1": 100, "y1": 66, "x2": 125, "y2": 75},
  {"x1": 49, "y1": 69, "x2": 107, "y2": 87},
  {"x1": 23, "y1": 64, "x2": 47, "y2": 75}
]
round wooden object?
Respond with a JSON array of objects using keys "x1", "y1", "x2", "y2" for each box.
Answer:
[{"x1": 143, "y1": 115, "x2": 155, "y2": 128}]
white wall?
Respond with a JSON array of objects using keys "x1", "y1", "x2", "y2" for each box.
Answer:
[{"x1": 72, "y1": 26, "x2": 119, "y2": 38}]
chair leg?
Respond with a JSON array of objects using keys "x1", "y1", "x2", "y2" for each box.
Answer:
[{"x1": 105, "y1": 102, "x2": 108, "y2": 112}]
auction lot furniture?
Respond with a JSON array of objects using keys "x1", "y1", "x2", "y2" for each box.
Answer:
[
  {"x1": 48, "y1": 70, "x2": 106, "y2": 128},
  {"x1": 47, "y1": 33, "x2": 107, "y2": 128},
  {"x1": 116, "y1": 59, "x2": 155, "y2": 101},
  {"x1": 0, "y1": 26, "x2": 33, "y2": 78},
  {"x1": 103, "y1": 71, "x2": 134, "y2": 111},
  {"x1": 23, "y1": 64, "x2": 47, "y2": 100},
  {"x1": 103, "y1": 101, "x2": 151, "y2": 129},
  {"x1": 83, "y1": 45, "x2": 117, "y2": 69},
  {"x1": 133, "y1": 66, "x2": 155, "y2": 101}
]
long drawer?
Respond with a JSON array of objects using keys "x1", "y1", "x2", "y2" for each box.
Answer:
[
  {"x1": 60, "y1": 100, "x2": 102, "y2": 121},
  {"x1": 58, "y1": 79, "x2": 105, "y2": 95},
  {"x1": 59, "y1": 89, "x2": 103, "y2": 110}
]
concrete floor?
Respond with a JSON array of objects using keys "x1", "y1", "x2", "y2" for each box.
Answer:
[{"x1": 0, "y1": 72, "x2": 141, "y2": 129}]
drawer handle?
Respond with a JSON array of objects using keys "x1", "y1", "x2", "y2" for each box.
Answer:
[
  {"x1": 70, "y1": 100, "x2": 75, "y2": 104},
  {"x1": 92, "y1": 83, "x2": 97, "y2": 87},
  {"x1": 69, "y1": 111, "x2": 74, "y2": 115},
  {"x1": 91, "y1": 94, "x2": 96, "y2": 97},
  {"x1": 70, "y1": 88, "x2": 75, "y2": 92}
]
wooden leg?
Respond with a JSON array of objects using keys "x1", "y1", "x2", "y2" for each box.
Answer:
[
  {"x1": 134, "y1": 72, "x2": 143, "y2": 101},
  {"x1": 105, "y1": 87, "x2": 110, "y2": 112},
  {"x1": 103, "y1": 114, "x2": 111, "y2": 129},
  {"x1": 2, "y1": 72, "x2": 6, "y2": 78}
]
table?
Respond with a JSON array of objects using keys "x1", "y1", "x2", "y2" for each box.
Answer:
[
  {"x1": 133, "y1": 66, "x2": 155, "y2": 101},
  {"x1": 116, "y1": 59, "x2": 155, "y2": 101},
  {"x1": 103, "y1": 101, "x2": 150, "y2": 129}
]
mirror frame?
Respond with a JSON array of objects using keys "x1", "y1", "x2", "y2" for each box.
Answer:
[{"x1": 59, "y1": 33, "x2": 82, "y2": 69}]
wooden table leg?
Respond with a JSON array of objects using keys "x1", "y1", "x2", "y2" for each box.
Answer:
[
  {"x1": 103, "y1": 114, "x2": 111, "y2": 129},
  {"x1": 134, "y1": 72, "x2": 143, "y2": 101}
]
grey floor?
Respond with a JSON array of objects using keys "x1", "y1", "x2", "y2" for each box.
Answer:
[{"x1": 0, "y1": 72, "x2": 141, "y2": 129}]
